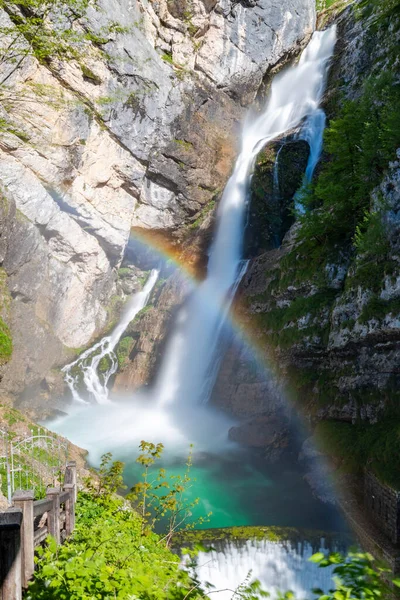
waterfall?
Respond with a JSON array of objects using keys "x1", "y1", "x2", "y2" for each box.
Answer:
[
  {"x1": 62, "y1": 269, "x2": 159, "y2": 404},
  {"x1": 294, "y1": 108, "x2": 327, "y2": 212},
  {"x1": 301, "y1": 109, "x2": 327, "y2": 183},
  {"x1": 191, "y1": 536, "x2": 338, "y2": 600},
  {"x1": 273, "y1": 146, "x2": 283, "y2": 202},
  {"x1": 155, "y1": 26, "x2": 337, "y2": 408}
]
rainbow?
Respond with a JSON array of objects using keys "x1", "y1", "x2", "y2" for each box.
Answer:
[{"x1": 127, "y1": 228, "x2": 288, "y2": 395}]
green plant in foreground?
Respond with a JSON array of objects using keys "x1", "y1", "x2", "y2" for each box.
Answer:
[
  {"x1": 309, "y1": 550, "x2": 400, "y2": 599},
  {"x1": 130, "y1": 442, "x2": 211, "y2": 545},
  {"x1": 27, "y1": 492, "x2": 206, "y2": 599}
]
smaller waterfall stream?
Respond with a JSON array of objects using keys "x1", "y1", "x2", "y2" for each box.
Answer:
[
  {"x1": 191, "y1": 535, "x2": 342, "y2": 600},
  {"x1": 294, "y1": 108, "x2": 327, "y2": 212},
  {"x1": 62, "y1": 269, "x2": 159, "y2": 404}
]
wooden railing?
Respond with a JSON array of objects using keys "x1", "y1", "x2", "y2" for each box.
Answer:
[{"x1": 0, "y1": 461, "x2": 77, "y2": 600}]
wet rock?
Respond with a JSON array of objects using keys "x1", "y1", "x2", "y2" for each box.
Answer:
[
  {"x1": 245, "y1": 139, "x2": 310, "y2": 256},
  {"x1": 113, "y1": 271, "x2": 190, "y2": 392},
  {"x1": 228, "y1": 414, "x2": 289, "y2": 462}
]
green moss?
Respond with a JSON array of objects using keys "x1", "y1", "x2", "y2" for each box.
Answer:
[
  {"x1": 80, "y1": 64, "x2": 102, "y2": 85},
  {"x1": 340, "y1": 318, "x2": 356, "y2": 330},
  {"x1": 0, "y1": 118, "x2": 30, "y2": 142},
  {"x1": 269, "y1": 323, "x2": 330, "y2": 349},
  {"x1": 315, "y1": 413, "x2": 400, "y2": 488},
  {"x1": 133, "y1": 305, "x2": 153, "y2": 321},
  {"x1": 359, "y1": 295, "x2": 400, "y2": 324},
  {"x1": 116, "y1": 336, "x2": 135, "y2": 369},
  {"x1": 176, "y1": 525, "x2": 350, "y2": 550},
  {"x1": 0, "y1": 318, "x2": 12, "y2": 365},
  {"x1": 190, "y1": 200, "x2": 216, "y2": 229},
  {"x1": 259, "y1": 290, "x2": 337, "y2": 332},
  {"x1": 118, "y1": 267, "x2": 133, "y2": 278},
  {"x1": 161, "y1": 52, "x2": 174, "y2": 65},
  {"x1": 174, "y1": 138, "x2": 193, "y2": 151},
  {"x1": 4, "y1": 408, "x2": 23, "y2": 426},
  {"x1": 98, "y1": 355, "x2": 112, "y2": 373}
]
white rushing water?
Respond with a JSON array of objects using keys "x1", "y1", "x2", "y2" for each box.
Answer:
[
  {"x1": 192, "y1": 537, "x2": 337, "y2": 600},
  {"x1": 154, "y1": 26, "x2": 337, "y2": 408},
  {"x1": 62, "y1": 269, "x2": 159, "y2": 405},
  {"x1": 294, "y1": 108, "x2": 327, "y2": 212}
]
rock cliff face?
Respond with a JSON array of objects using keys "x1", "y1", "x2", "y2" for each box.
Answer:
[
  {"x1": 0, "y1": 0, "x2": 315, "y2": 398},
  {"x1": 213, "y1": 2, "x2": 400, "y2": 492}
]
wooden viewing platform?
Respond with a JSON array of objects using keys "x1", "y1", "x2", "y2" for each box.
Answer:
[{"x1": 0, "y1": 461, "x2": 77, "y2": 600}]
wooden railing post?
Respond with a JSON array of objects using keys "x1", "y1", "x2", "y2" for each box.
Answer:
[
  {"x1": 63, "y1": 484, "x2": 75, "y2": 536},
  {"x1": 46, "y1": 488, "x2": 60, "y2": 545},
  {"x1": 12, "y1": 491, "x2": 34, "y2": 589},
  {"x1": 64, "y1": 462, "x2": 77, "y2": 502},
  {"x1": 0, "y1": 508, "x2": 22, "y2": 600}
]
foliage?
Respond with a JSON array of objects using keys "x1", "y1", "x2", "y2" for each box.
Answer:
[
  {"x1": 314, "y1": 417, "x2": 400, "y2": 487},
  {"x1": 117, "y1": 267, "x2": 133, "y2": 279},
  {"x1": 0, "y1": 0, "x2": 95, "y2": 85},
  {"x1": 26, "y1": 490, "x2": 206, "y2": 599},
  {"x1": 359, "y1": 295, "x2": 400, "y2": 324},
  {"x1": 85, "y1": 452, "x2": 126, "y2": 498},
  {"x1": 130, "y1": 442, "x2": 211, "y2": 545},
  {"x1": 25, "y1": 452, "x2": 400, "y2": 599},
  {"x1": 116, "y1": 336, "x2": 134, "y2": 369},
  {"x1": 295, "y1": 72, "x2": 400, "y2": 257},
  {"x1": 263, "y1": 70, "x2": 400, "y2": 352},
  {"x1": 0, "y1": 317, "x2": 12, "y2": 364},
  {"x1": 259, "y1": 290, "x2": 336, "y2": 332},
  {"x1": 161, "y1": 52, "x2": 174, "y2": 65},
  {"x1": 357, "y1": 0, "x2": 400, "y2": 23},
  {"x1": 309, "y1": 550, "x2": 400, "y2": 600}
]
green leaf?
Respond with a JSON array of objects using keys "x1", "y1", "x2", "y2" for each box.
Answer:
[{"x1": 309, "y1": 552, "x2": 325, "y2": 563}]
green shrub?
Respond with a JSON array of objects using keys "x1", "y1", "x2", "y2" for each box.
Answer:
[
  {"x1": 118, "y1": 267, "x2": 132, "y2": 278},
  {"x1": 27, "y1": 492, "x2": 206, "y2": 599}
]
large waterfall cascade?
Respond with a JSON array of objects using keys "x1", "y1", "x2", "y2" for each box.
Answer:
[
  {"x1": 60, "y1": 27, "x2": 336, "y2": 411},
  {"x1": 153, "y1": 25, "x2": 337, "y2": 408},
  {"x1": 62, "y1": 269, "x2": 159, "y2": 405},
  {"x1": 51, "y1": 25, "x2": 341, "y2": 599}
]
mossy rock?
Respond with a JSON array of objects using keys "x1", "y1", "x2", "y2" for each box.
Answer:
[
  {"x1": 115, "y1": 336, "x2": 135, "y2": 370},
  {"x1": 245, "y1": 140, "x2": 309, "y2": 256},
  {"x1": 98, "y1": 355, "x2": 113, "y2": 374},
  {"x1": 175, "y1": 525, "x2": 350, "y2": 552},
  {"x1": 81, "y1": 65, "x2": 102, "y2": 85}
]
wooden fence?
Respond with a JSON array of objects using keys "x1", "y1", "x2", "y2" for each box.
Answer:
[{"x1": 0, "y1": 461, "x2": 77, "y2": 600}]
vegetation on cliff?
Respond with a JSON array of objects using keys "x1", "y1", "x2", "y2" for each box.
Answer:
[
  {"x1": 0, "y1": 317, "x2": 12, "y2": 365},
  {"x1": 244, "y1": 0, "x2": 400, "y2": 491},
  {"x1": 250, "y1": 3, "x2": 400, "y2": 353},
  {"x1": 0, "y1": 0, "x2": 122, "y2": 88}
]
